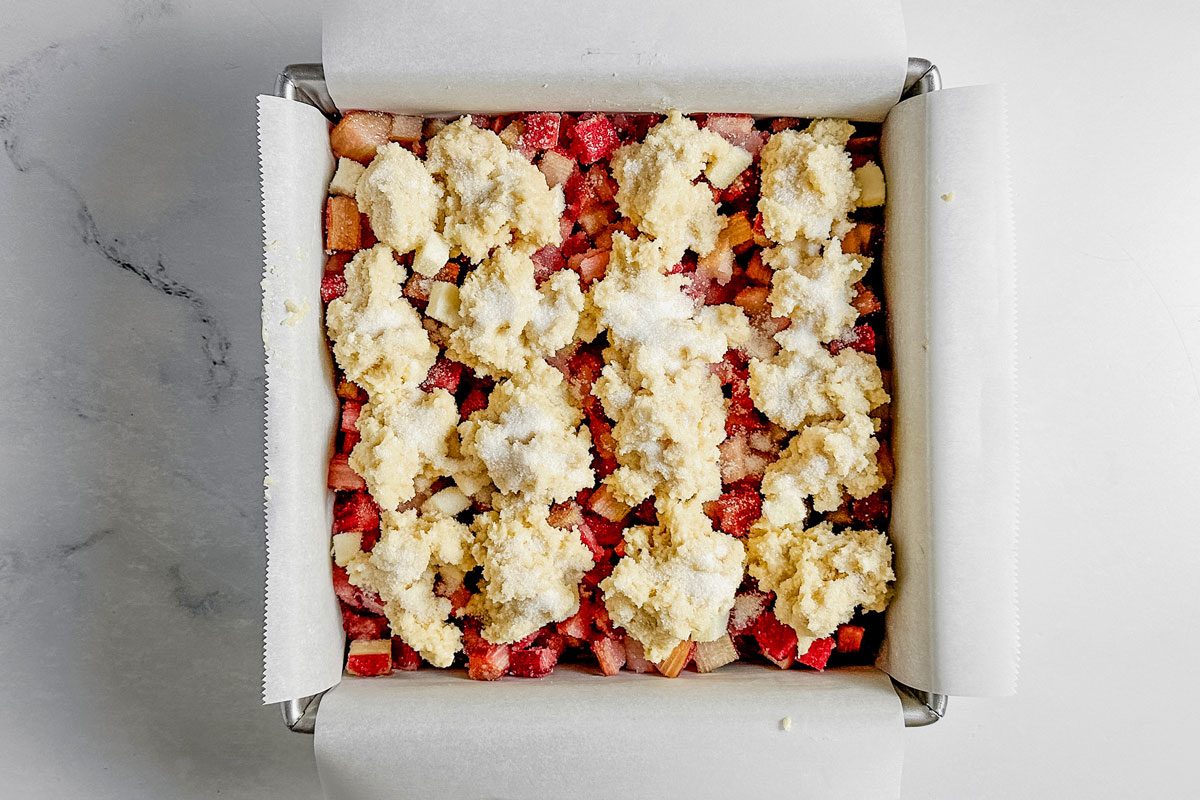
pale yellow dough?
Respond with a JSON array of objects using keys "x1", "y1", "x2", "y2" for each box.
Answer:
[
  {"x1": 600, "y1": 499, "x2": 746, "y2": 662},
  {"x1": 746, "y1": 520, "x2": 892, "y2": 652},
  {"x1": 469, "y1": 502, "x2": 595, "y2": 644},
  {"x1": 345, "y1": 509, "x2": 475, "y2": 667},
  {"x1": 355, "y1": 143, "x2": 442, "y2": 254},
  {"x1": 758, "y1": 119, "x2": 859, "y2": 247}
]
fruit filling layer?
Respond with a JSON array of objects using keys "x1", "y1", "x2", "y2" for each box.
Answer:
[{"x1": 321, "y1": 110, "x2": 894, "y2": 679}]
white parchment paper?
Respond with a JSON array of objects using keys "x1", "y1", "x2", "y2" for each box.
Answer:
[
  {"x1": 316, "y1": 667, "x2": 904, "y2": 800},
  {"x1": 879, "y1": 85, "x2": 1020, "y2": 696},
  {"x1": 323, "y1": 0, "x2": 908, "y2": 121},
  {"x1": 259, "y1": 95, "x2": 346, "y2": 704}
]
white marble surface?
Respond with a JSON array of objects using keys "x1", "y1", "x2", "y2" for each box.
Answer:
[{"x1": 1, "y1": 1, "x2": 1197, "y2": 798}]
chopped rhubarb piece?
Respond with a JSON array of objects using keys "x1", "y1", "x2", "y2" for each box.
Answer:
[
  {"x1": 459, "y1": 386, "x2": 489, "y2": 420},
  {"x1": 548, "y1": 500, "x2": 586, "y2": 532},
  {"x1": 836, "y1": 624, "x2": 866, "y2": 654},
  {"x1": 531, "y1": 244, "x2": 566, "y2": 284},
  {"x1": 851, "y1": 282, "x2": 882, "y2": 316},
  {"x1": 325, "y1": 195, "x2": 362, "y2": 251},
  {"x1": 333, "y1": 491, "x2": 380, "y2": 533},
  {"x1": 851, "y1": 492, "x2": 890, "y2": 526},
  {"x1": 742, "y1": 252, "x2": 771, "y2": 286},
  {"x1": 342, "y1": 607, "x2": 389, "y2": 640},
  {"x1": 421, "y1": 357, "x2": 465, "y2": 394},
  {"x1": 694, "y1": 635, "x2": 739, "y2": 673},
  {"x1": 336, "y1": 378, "x2": 367, "y2": 402},
  {"x1": 328, "y1": 454, "x2": 367, "y2": 491},
  {"x1": 578, "y1": 525, "x2": 606, "y2": 565},
  {"x1": 359, "y1": 213, "x2": 377, "y2": 249},
  {"x1": 769, "y1": 117, "x2": 805, "y2": 133},
  {"x1": 798, "y1": 637, "x2": 835, "y2": 671},
  {"x1": 320, "y1": 272, "x2": 348, "y2": 303},
  {"x1": 388, "y1": 114, "x2": 423, "y2": 143},
  {"x1": 708, "y1": 483, "x2": 762, "y2": 537},
  {"x1": 592, "y1": 635, "x2": 627, "y2": 676},
  {"x1": 841, "y1": 221, "x2": 876, "y2": 256},
  {"x1": 557, "y1": 601, "x2": 594, "y2": 640},
  {"x1": 538, "y1": 148, "x2": 576, "y2": 188},
  {"x1": 722, "y1": 212, "x2": 755, "y2": 249},
  {"x1": 325, "y1": 251, "x2": 353, "y2": 274},
  {"x1": 467, "y1": 644, "x2": 510, "y2": 681},
  {"x1": 568, "y1": 248, "x2": 611, "y2": 286},
  {"x1": 520, "y1": 112, "x2": 562, "y2": 150},
  {"x1": 568, "y1": 113, "x2": 620, "y2": 164},
  {"x1": 392, "y1": 639, "x2": 422, "y2": 671},
  {"x1": 587, "y1": 484, "x2": 630, "y2": 522},
  {"x1": 510, "y1": 646, "x2": 558, "y2": 678},
  {"x1": 536, "y1": 629, "x2": 568, "y2": 658},
  {"x1": 332, "y1": 565, "x2": 386, "y2": 615},
  {"x1": 611, "y1": 112, "x2": 658, "y2": 142},
  {"x1": 339, "y1": 430, "x2": 361, "y2": 455},
  {"x1": 733, "y1": 285, "x2": 770, "y2": 317},
  {"x1": 624, "y1": 637, "x2": 656, "y2": 674},
  {"x1": 697, "y1": 241, "x2": 734, "y2": 286},
  {"x1": 829, "y1": 324, "x2": 877, "y2": 355},
  {"x1": 655, "y1": 640, "x2": 696, "y2": 679},
  {"x1": 718, "y1": 432, "x2": 770, "y2": 484},
  {"x1": 754, "y1": 612, "x2": 798, "y2": 668},
  {"x1": 703, "y1": 113, "x2": 754, "y2": 142},
  {"x1": 727, "y1": 590, "x2": 770, "y2": 635},
  {"x1": 339, "y1": 400, "x2": 362, "y2": 433},
  {"x1": 346, "y1": 638, "x2": 393, "y2": 676},
  {"x1": 561, "y1": 230, "x2": 590, "y2": 259},
  {"x1": 330, "y1": 111, "x2": 392, "y2": 164}
]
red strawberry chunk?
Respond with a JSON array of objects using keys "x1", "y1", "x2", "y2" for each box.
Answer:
[
  {"x1": 392, "y1": 640, "x2": 422, "y2": 671},
  {"x1": 467, "y1": 644, "x2": 510, "y2": 681},
  {"x1": 459, "y1": 386, "x2": 489, "y2": 420},
  {"x1": 836, "y1": 624, "x2": 865, "y2": 654},
  {"x1": 325, "y1": 195, "x2": 362, "y2": 251},
  {"x1": 330, "y1": 111, "x2": 392, "y2": 164},
  {"x1": 462, "y1": 621, "x2": 487, "y2": 656},
  {"x1": 536, "y1": 629, "x2": 567, "y2": 658},
  {"x1": 328, "y1": 454, "x2": 367, "y2": 491},
  {"x1": 421, "y1": 357, "x2": 465, "y2": 394},
  {"x1": 578, "y1": 525, "x2": 606, "y2": 565},
  {"x1": 568, "y1": 114, "x2": 620, "y2": 165},
  {"x1": 320, "y1": 272, "x2": 348, "y2": 303},
  {"x1": 798, "y1": 637, "x2": 835, "y2": 671},
  {"x1": 339, "y1": 400, "x2": 362, "y2": 433},
  {"x1": 561, "y1": 230, "x2": 590, "y2": 259},
  {"x1": 341, "y1": 607, "x2": 389, "y2": 640},
  {"x1": 531, "y1": 244, "x2": 566, "y2": 284},
  {"x1": 510, "y1": 631, "x2": 540, "y2": 650},
  {"x1": 557, "y1": 600, "x2": 596, "y2": 640},
  {"x1": 753, "y1": 611, "x2": 798, "y2": 666},
  {"x1": 333, "y1": 491, "x2": 381, "y2": 533},
  {"x1": 829, "y1": 324, "x2": 877, "y2": 355},
  {"x1": 708, "y1": 483, "x2": 762, "y2": 537},
  {"x1": 520, "y1": 112, "x2": 562, "y2": 151},
  {"x1": 568, "y1": 349, "x2": 606, "y2": 388},
  {"x1": 592, "y1": 635, "x2": 627, "y2": 676},
  {"x1": 611, "y1": 113, "x2": 658, "y2": 142},
  {"x1": 359, "y1": 213, "x2": 377, "y2": 249},
  {"x1": 339, "y1": 430, "x2": 360, "y2": 455},
  {"x1": 509, "y1": 646, "x2": 558, "y2": 678},
  {"x1": 346, "y1": 638, "x2": 393, "y2": 676},
  {"x1": 583, "y1": 511, "x2": 624, "y2": 547},
  {"x1": 850, "y1": 492, "x2": 890, "y2": 526},
  {"x1": 447, "y1": 585, "x2": 471, "y2": 615}
]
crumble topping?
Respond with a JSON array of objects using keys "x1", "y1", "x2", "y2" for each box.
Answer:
[
  {"x1": 600, "y1": 498, "x2": 746, "y2": 662},
  {"x1": 425, "y1": 118, "x2": 565, "y2": 263},
  {"x1": 345, "y1": 509, "x2": 475, "y2": 667},
  {"x1": 469, "y1": 502, "x2": 595, "y2": 644},
  {"x1": 447, "y1": 246, "x2": 584, "y2": 379},
  {"x1": 758, "y1": 119, "x2": 859, "y2": 247},
  {"x1": 355, "y1": 143, "x2": 442, "y2": 255},
  {"x1": 350, "y1": 389, "x2": 460, "y2": 511},
  {"x1": 458, "y1": 361, "x2": 595, "y2": 506},
  {"x1": 764, "y1": 239, "x2": 868, "y2": 344},
  {"x1": 747, "y1": 521, "x2": 893, "y2": 653},
  {"x1": 326, "y1": 245, "x2": 438, "y2": 397}
]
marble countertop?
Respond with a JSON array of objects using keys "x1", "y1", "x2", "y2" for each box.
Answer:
[{"x1": 2, "y1": 1, "x2": 1197, "y2": 797}]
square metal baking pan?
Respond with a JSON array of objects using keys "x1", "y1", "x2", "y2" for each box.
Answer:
[{"x1": 271, "y1": 58, "x2": 948, "y2": 734}]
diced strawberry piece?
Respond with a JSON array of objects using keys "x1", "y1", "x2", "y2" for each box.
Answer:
[
  {"x1": 448, "y1": 585, "x2": 471, "y2": 615},
  {"x1": 509, "y1": 646, "x2": 558, "y2": 678},
  {"x1": 467, "y1": 644, "x2": 511, "y2": 681},
  {"x1": 851, "y1": 282, "x2": 882, "y2": 316},
  {"x1": 330, "y1": 111, "x2": 392, "y2": 164},
  {"x1": 851, "y1": 492, "x2": 890, "y2": 526},
  {"x1": 583, "y1": 512, "x2": 624, "y2": 549},
  {"x1": 847, "y1": 135, "x2": 881, "y2": 169},
  {"x1": 339, "y1": 400, "x2": 362, "y2": 433},
  {"x1": 519, "y1": 112, "x2": 562, "y2": 151},
  {"x1": 461, "y1": 621, "x2": 488, "y2": 655},
  {"x1": 332, "y1": 565, "x2": 386, "y2": 615},
  {"x1": 568, "y1": 114, "x2": 620, "y2": 165},
  {"x1": 561, "y1": 230, "x2": 590, "y2": 259},
  {"x1": 630, "y1": 497, "x2": 657, "y2": 525},
  {"x1": 829, "y1": 324, "x2": 877, "y2": 355},
  {"x1": 753, "y1": 612, "x2": 798, "y2": 666},
  {"x1": 611, "y1": 113, "x2": 658, "y2": 142},
  {"x1": 568, "y1": 349, "x2": 606, "y2": 388},
  {"x1": 704, "y1": 113, "x2": 754, "y2": 141},
  {"x1": 769, "y1": 117, "x2": 804, "y2": 133},
  {"x1": 320, "y1": 272, "x2": 348, "y2": 303},
  {"x1": 531, "y1": 244, "x2": 566, "y2": 284},
  {"x1": 624, "y1": 637, "x2": 656, "y2": 674},
  {"x1": 459, "y1": 387, "x2": 489, "y2": 420},
  {"x1": 836, "y1": 624, "x2": 865, "y2": 654},
  {"x1": 720, "y1": 170, "x2": 761, "y2": 205},
  {"x1": 325, "y1": 195, "x2": 362, "y2": 251},
  {"x1": 341, "y1": 607, "x2": 389, "y2": 640},
  {"x1": 655, "y1": 640, "x2": 696, "y2": 679},
  {"x1": 798, "y1": 637, "x2": 835, "y2": 671},
  {"x1": 469, "y1": 114, "x2": 496, "y2": 130},
  {"x1": 421, "y1": 357, "x2": 465, "y2": 394},
  {"x1": 359, "y1": 213, "x2": 377, "y2": 249},
  {"x1": 578, "y1": 525, "x2": 606, "y2": 565},
  {"x1": 556, "y1": 601, "x2": 594, "y2": 640},
  {"x1": 510, "y1": 631, "x2": 541, "y2": 651},
  {"x1": 333, "y1": 490, "x2": 380, "y2": 533},
  {"x1": 340, "y1": 429, "x2": 361, "y2": 455},
  {"x1": 708, "y1": 483, "x2": 762, "y2": 538},
  {"x1": 536, "y1": 629, "x2": 567, "y2": 658},
  {"x1": 710, "y1": 349, "x2": 748, "y2": 385},
  {"x1": 392, "y1": 639, "x2": 422, "y2": 671},
  {"x1": 592, "y1": 635, "x2": 627, "y2": 676},
  {"x1": 727, "y1": 590, "x2": 770, "y2": 635},
  {"x1": 325, "y1": 251, "x2": 353, "y2": 274},
  {"x1": 346, "y1": 638, "x2": 393, "y2": 676},
  {"x1": 328, "y1": 454, "x2": 367, "y2": 491}
]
